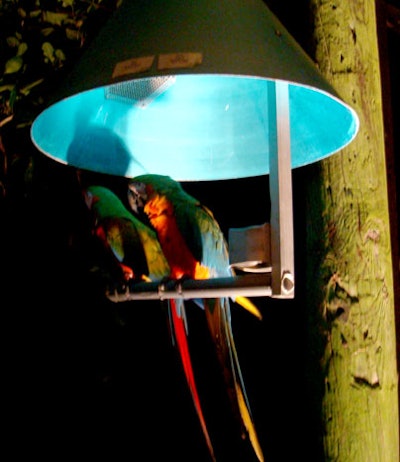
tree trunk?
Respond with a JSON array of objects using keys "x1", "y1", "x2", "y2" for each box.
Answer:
[{"x1": 305, "y1": 0, "x2": 399, "y2": 460}]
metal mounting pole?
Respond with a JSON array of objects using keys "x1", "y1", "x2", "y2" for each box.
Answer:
[{"x1": 269, "y1": 81, "x2": 295, "y2": 297}]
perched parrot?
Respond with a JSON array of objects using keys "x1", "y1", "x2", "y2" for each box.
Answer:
[
  {"x1": 83, "y1": 185, "x2": 216, "y2": 460},
  {"x1": 127, "y1": 174, "x2": 264, "y2": 462}
]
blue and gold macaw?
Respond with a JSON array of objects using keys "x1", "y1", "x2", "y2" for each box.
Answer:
[{"x1": 127, "y1": 174, "x2": 264, "y2": 462}]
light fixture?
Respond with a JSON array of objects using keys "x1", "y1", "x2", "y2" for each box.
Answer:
[{"x1": 30, "y1": 0, "x2": 359, "y2": 299}]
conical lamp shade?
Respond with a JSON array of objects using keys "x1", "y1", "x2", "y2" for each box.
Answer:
[{"x1": 31, "y1": 0, "x2": 359, "y2": 181}]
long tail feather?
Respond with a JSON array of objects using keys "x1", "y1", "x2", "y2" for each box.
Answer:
[
  {"x1": 168, "y1": 299, "x2": 216, "y2": 462},
  {"x1": 233, "y1": 295, "x2": 263, "y2": 320},
  {"x1": 225, "y1": 314, "x2": 265, "y2": 462},
  {"x1": 204, "y1": 297, "x2": 264, "y2": 462}
]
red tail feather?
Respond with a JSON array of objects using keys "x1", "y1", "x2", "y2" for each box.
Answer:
[{"x1": 170, "y1": 300, "x2": 216, "y2": 462}]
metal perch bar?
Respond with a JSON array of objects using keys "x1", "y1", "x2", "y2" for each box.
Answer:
[{"x1": 105, "y1": 273, "x2": 295, "y2": 302}]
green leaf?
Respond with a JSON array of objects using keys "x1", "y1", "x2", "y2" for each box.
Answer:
[
  {"x1": 20, "y1": 78, "x2": 45, "y2": 96},
  {"x1": 65, "y1": 28, "x2": 81, "y2": 41},
  {"x1": 6, "y1": 36, "x2": 20, "y2": 48},
  {"x1": 41, "y1": 27, "x2": 56, "y2": 37},
  {"x1": 42, "y1": 42, "x2": 55, "y2": 63},
  {"x1": 9, "y1": 86, "x2": 17, "y2": 108},
  {"x1": 29, "y1": 9, "x2": 42, "y2": 19},
  {"x1": 17, "y1": 42, "x2": 28, "y2": 56},
  {"x1": 4, "y1": 56, "x2": 23, "y2": 74},
  {"x1": 0, "y1": 84, "x2": 15, "y2": 94},
  {"x1": 42, "y1": 10, "x2": 69, "y2": 26},
  {"x1": 17, "y1": 7, "x2": 27, "y2": 19},
  {"x1": 59, "y1": 0, "x2": 75, "y2": 8},
  {"x1": 54, "y1": 49, "x2": 66, "y2": 62}
]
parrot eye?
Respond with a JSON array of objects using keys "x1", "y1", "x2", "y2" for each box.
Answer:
[{"x1": 128, "y1": 182, "x2": 147, "y2": 213}]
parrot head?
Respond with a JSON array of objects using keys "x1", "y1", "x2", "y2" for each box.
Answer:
[
  {"x1": 127, "y1": 179, "x2": 148, "y2": 214},
  {"x1": 128, "y1": 174, "x2": 193, "y2": 213},
  {"x1": 82, "y1": 187, "x2": 103, "y2": 231}
]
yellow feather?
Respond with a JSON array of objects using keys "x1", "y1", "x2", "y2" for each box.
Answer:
[
  {"x1": 234, "y1": 295, "x2": 263, "y2": 320},
  {"x1": 236, "y1": 384, "x2": 265, "y2": 462}
]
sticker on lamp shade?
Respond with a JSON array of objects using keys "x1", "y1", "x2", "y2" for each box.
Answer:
[
  {"x1": 158, "y1": 52, "x2": 203, "y2": 70},
  {"x1": 112, "y1": 56, "x2": 155, "y2": 78}
]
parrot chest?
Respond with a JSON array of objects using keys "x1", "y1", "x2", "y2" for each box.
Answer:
[
  {"x1": 145, "y1": 197, "x2": 208, "y2": 280},
  {"x1": 151, "y1": 213, "x2": 196, "y2": 279}
]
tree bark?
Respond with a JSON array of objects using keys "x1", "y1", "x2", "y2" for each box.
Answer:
[{"x1": 305, "y1": 0, "x2": 399, "y2": 460}]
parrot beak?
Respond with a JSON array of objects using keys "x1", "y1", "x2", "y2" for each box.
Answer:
[
  {"x1": 83, "y1": 189, "x2": 100, "y2": 210},
  {"x1": 83, "y1": 189, "x2": 94, "y2": 209},
  {"x1": 128, "y1": 181, "x2": 147, "y2": 214}
]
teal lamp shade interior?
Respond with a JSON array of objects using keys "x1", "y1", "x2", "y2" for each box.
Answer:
[{"x1": 30, "y1": 0, "x2": 359, "y2": 181}]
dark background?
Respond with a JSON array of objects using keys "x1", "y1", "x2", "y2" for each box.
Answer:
[{"x1": 2, "y1": 1, "x2": 399, "y2": 461}]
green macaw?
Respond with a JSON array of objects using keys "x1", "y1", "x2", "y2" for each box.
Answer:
[
  {"x1": 84, "y1": 184, "x2": 168, "y2": 283},
  {"x1": 84, "y1": 185, "x2": 216, "y2": 460},
  {"x1": 127, "y1": 174, "x2": 264, "y2": 462}
]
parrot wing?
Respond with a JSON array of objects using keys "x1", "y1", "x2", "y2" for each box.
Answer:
[
  {"x1": 84, "y1": 186, "x2": 148, "y2": 281},
  {"x1": 187, "y1": 198, "x2": 265, "y2": 462}
]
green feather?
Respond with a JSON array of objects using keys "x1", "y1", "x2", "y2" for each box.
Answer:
[{"x1": 86, "y1": 185, "x2": 170, "y2": 281}]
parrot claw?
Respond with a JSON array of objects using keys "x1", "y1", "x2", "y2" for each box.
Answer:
[{"x1": 160, "y1": 276, "x2": 190, "y2": 337}]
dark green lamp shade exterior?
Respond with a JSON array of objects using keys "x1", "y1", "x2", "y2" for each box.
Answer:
[{"x1": 30, "y1": 0, "x2": 359, "y2": 181}]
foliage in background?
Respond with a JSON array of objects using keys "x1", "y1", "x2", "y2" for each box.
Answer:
[{"x1": 0, "y1": 0, "x2": 121, "y2": 199}]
